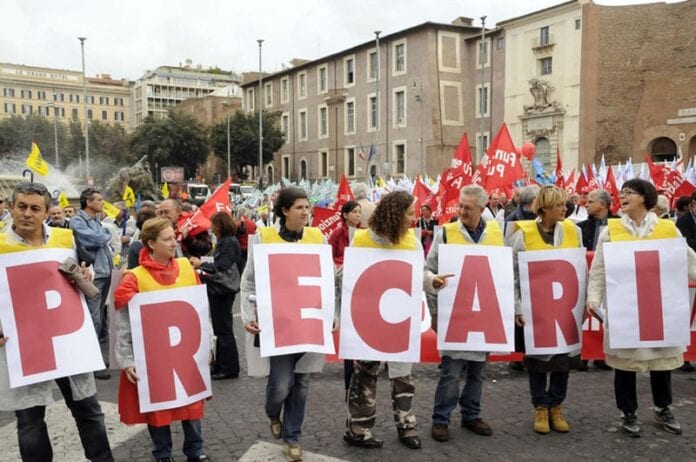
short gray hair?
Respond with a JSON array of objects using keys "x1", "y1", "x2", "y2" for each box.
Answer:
[
  {"x1": 655, "y1": 195, "x2": 669, "y2": 214},
  {"x1": 237, "y1": 206, "x2": 248, "y2": 218},
  {"x1": 519, "y1": 185, "x2": 540, "y2": 206},
  {"x1": 460, "y1": 185, "x2": 488, "y2": 207},
  {"x1": 588, "y1": 189, "x2": 611, "y2": 208},
  {"x1": 352, "y1": 182, "x2": 368, "y2": 200}
]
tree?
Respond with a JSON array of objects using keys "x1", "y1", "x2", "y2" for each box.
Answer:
[
  {"x1": 210, "y1": 111, "x2": 284, "y2": 180},
  {"x1": 130, "y1": 112, "x2": 209, "y2": 180},
  {"x1": 0, "y1": 115, "x2": 67, "y2": 165}
]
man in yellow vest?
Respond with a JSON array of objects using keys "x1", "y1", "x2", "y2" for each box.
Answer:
[
  {"x1": 0, "y1": 182, "x2": 113, "y2": 461},
  {"x1": 426, "y1": 185, "x2": 501, "y2": 442}
]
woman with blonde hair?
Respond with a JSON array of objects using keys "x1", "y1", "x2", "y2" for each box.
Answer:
[{"x1": 510, "y1": 184, "x2": 582, "y2": 435}]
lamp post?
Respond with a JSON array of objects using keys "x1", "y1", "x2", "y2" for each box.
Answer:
[
  {"x1": 478, "y1": 16, "x2": 487, "y2": 162},
  {"x1": 227, "y1": 111, "x2": 231, "y2": 180},
  {"x1": 374, "y1": 30, "x2": 381, "y2": 177},
  {"x1": 78, "y1": 37, "x2": 89, "y2": 179},
  {"x1": 257, "y1": 39, "x2": 264, "y2": 189},
  {"x1": 48, "y1": 94, "x2": 59, "y2": 168}
]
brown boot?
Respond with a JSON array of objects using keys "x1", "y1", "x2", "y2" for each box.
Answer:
[
  {"x1": 549, "y1": 405, "x2": 570, "y2": 433},
  {"x1": 431, "y1": 423, "x2": 449, "y2": 442},
  {"x1": 534, "y1": 406, "x2": 550, "y2": 434}
]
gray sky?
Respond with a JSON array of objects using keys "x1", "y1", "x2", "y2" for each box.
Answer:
[{"x1": 1, "y1": 0, "x2": 680, "y2": 81}]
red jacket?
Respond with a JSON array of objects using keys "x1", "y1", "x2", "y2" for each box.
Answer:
[
  {"x1": 114, "y1": 249, "x2": 204, "y2": 426},
  {"x1": 238, "y1": 217, "x2": 257, "y2": 251},
  {"x1": 328, "y1": 224, "x2": 350, "y2": 266}
]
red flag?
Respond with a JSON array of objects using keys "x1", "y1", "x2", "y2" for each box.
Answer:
[
  {"x1": 564, "y1": 169, "x2": 576, "y2": 194},
  {"x1": 311, "y1": 206, "x2": 343, "y2": 239},
  {"x1": 471, "y1": 123, "x2": 525, "y2": 193},
  {"x1": 575, "y1": 169, "x2": 588, "y2": 193},
  {"x1": 452, "y1": 133, "x2": 473, "y2": 184},
  {"x1": 554, "y1": 148, "x2": 563, "y2": 186},
  {"x1": 586, "y1": 163, "x2": 601, "y2": 192},
  {"x1": 199, "y1": 178, "x2": 233, "y2": 219},
  {"x1": 646, "y1": 154, "x2": 665, "y2": 187},
  {"x1": 434, "y1": 168, "x2": 463, "y2": 224},
  {"x1": 412, "y1": 180, "x2": 434, "y2": 219},
  {"x1": 604, "y1": 166, "x2": 621, "y2": 214},
  {"x1": 334, "y1": 174, "x2": 354, "y2": 210}
]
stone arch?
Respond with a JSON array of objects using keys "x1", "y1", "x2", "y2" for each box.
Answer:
[
  {"x1": 689, "y1": 134, "x2": 696, "y2": 159},
  {"x1": 534, "y1": 136, "x2": 552, "y2": 169},
  {"x1": 299, "y1": 158, "x2": 308, "y2": 180},
  {"x1": 648, "y1": 136, "x2": 677, "y2": 162},
  {"x1": 266, "y1": 164, "x2": 275, "y2": 185},
  {"x1": 369, "y1": 164, "x2": 377, "y2": 182}
]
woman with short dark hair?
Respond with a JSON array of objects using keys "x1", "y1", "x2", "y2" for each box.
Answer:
[{"x1": 328, "y1": 200, "x2": 361, "y2": 266}]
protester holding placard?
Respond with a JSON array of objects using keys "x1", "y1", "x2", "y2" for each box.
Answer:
[
  {"x1": 114, "y1": 217, "x2": 209, "y2": 462},
  {"x1": 0, "y1": 182, "x2": 113, "y2": 462},
  {"x1": 241, "y1": 187, "x2": 328, "y2": 462},
  {"x1": 511, "y1": 184, "x2": 583, "y2": 435},
  {"x1": 328, "y1": 200, "x2": 361, "y2": 267},
  {"x1": 343, "y1": 190, "x2": 449, "y2": 451},
  {"x1": 426, "y1": 185, "x2": 502, "y2": 442},
  {"x1": 586, "y1": 178, "x2": 696, "y2": 437}
]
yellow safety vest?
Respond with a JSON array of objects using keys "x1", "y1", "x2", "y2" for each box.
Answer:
[
  {"x1": 259, "y1": 226, "x2": 324, "y2": 244},
  {"x1": 0, "y1": 227, "x2": 74, "y2": 254},
  {"x1": 129, "y1": 258, "x2": 197, "y2": 292},
  {"x1": 352, "y1": 228, "x2": 417, "y2": 250},
  {"x1": 607, "y1": 218, "x2": 678, "y2": 241},
  {"x1": 443, "y1": 220, "x2": 504, "y2": 246},
  {"x1": 515, "y1": 219, "x2": 579, "y2": 250}
]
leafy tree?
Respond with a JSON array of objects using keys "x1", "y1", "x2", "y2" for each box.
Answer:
[
  {"x1": 0, "y1": 115, "x2": 68, "y2": 166},
  {"x1": 210, "y1": 111, "x2": 284, "y2": 180},
  {"x1": 130, "y1": 112, "x2": 209, "y2": 180}
]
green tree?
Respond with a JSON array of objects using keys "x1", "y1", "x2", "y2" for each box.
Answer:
[
  {"x1": 0, "y1": 115, "x2": 68, "y2": 166},
  {"x1": 210, "y1": 111, "x2": 284, "y2": 180},
  {"x1": 130, "y1": 112, "x2": 209, "y2": 180}
]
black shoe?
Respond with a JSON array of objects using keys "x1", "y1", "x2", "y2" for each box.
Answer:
[
  {"x1": 593, "y1": 360, "x2": 612, "y2": 371},
  {"x1": 398, "y1": 434, "x2": 421, "y2": 450},
  {"x1": 94, "y1": 369, "x2": 111, "y2": 380},
  {"x1": 509, "y1": 361, "x2": 524, "y2": 372},
  {"x1": 577, "y1": 360, "x2": 589, "y2": 371},
  {"x1": 343, "y1": 431, "x2": 383, "y2": 448},
  {"x1": 211, "y1": 372, "x2": 239, "y2": 380},
  {"x1": 187, "y1": 456, "x2": 210, "y2": 462},
  {"x1": 679, "y1": 361, "x2": 695, "y2": 372}
]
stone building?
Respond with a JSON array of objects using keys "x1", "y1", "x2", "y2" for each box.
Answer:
[{"x1": 240, "y1": 19, "x2": 505, "y2": 182}]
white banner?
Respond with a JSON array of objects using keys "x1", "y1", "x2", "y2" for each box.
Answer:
[
  {"x1": 129, "y1": 285, "x2": 212, "y2": 413},
  {"x1": 437, "y1": 245, "x2": 515, "y2": 352},
  {"x1": 519, "y1": 247, "x2": 587, "y2": 355},
  {"x1": 254, "y1": 243, "x2": 336, "y2": 357},
  {"x1": 340, "y1": 247, "x2": 423, "y2": 362},
  {"x1": 0, "y1": 248, "x2": 104, "y2": 388},
  {"x1": 605, "y1": 238, "x2": 690, "y2": 349}
]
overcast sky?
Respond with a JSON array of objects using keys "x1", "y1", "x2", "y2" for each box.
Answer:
[{"x1": 1, "y1": 0, "x2": 681, "y2": 81}]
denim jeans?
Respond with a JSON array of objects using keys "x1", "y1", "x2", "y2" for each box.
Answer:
[
  {"x1": 147, "y1": 420, "x2": 204, "y2": 459},
  {"x1": 15, "y1": 377, "x2": 113, "y2": 461},
  {"x1": 265, "y1": 353, "x2": 311, "y2": 443},
  {"x1": 209, "y1": 292, "x2": 240, "y2": 375},
  {"x1": 432, "y1": 356, "x2": 486, "y2": 425},
  {"x1": 86, "y1": 276, "x2": 111, "y2": 339},
  {"x1": 529, "y1": 370, "x2": 569, "y2": 407}
]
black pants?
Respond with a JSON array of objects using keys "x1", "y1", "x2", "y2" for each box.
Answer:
[
  {"x1": 15, "y1": 377, "x2": 113, "y2": 462},
  {"x1": 614, "y1": 369, "x2": 672, "y2": 414},
  {"x1": 209, "y1": 291, "x2": 240, "y2": 375}
]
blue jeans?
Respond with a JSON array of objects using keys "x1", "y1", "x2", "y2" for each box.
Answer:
[
  {"x1": 15, "y1": 377, "x2": 113, "y2": 461},
  {"x1": 529, "y1": 371, "x2": 569, "y2": 407},
  {"x1": 86, "y1": 276, "x2": 111, "y2": 339},
  {"x1": 266, "y1": 353, "x2": 311, "y2": 443},
  {"x1": 147, "y1": 420, "x2": 204, "y2": 459},
  {"x1": 432, "y1": 356, "x2": 486, "y2": 425}
]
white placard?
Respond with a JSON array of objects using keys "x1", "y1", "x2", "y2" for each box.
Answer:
[
  {"x1": 254, "y1": 244, "x2": 335, "y2": 357},
  {"x1": 437, "y1": 245, "x2": 515, "y2": 352},
  {"x1": 340, "y1": 247, "x2": 423, "y2": 362},
  {"x1": 129, "y1": 285, "x2": 212, "y2": 413},
  {"x1": 519, "y1": 247, "x2": 587, "y2": 355},
  {"x1": 604, "y1": 239, "x2": 690, "y2": 349},
  {"x1": 0, "y1": 248, "x2": 104, "y2": 388}
]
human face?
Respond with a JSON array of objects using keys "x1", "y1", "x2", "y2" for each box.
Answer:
[
  {"x1": 344, "y1": 205, "x2": 362, "y2": 227},
  {"x1": 489, "y1": 194, "x2": 500, "y2": 209},
  {"x1": 458, "y1": 194, "x2": 483, "y2": 229},
  {"x1": 543, "y1": 200, "x2": 568, "y2": 224},
  {"x1": 402, "y1": 202, "x2": 416, "y2": 233},
  {"x1": 147, "y1": 226, "x2": 177, "y2": 261},
  {"x1": 585, "y1": 194, "x2": 606, "y2": 219},
  {"x1": 421, "y1": 206, "x2": 432, "y2": 219},
  {"x1": 49, "y1": 206, "x2": 65, "y2": 223},
  {"x1": 283, "y1": 198, "x2": 311, "y2": 231},
  {"x1": 64, "y1": 206, "x2": 76, "y2": 218},
  {"x1": 11, "y1": 193, "x2": 48, "y2": 239},
  {"x1": 157, "y1": 200, "x2": 180, "y2": 225},
  {"x1": 619, "y1": 188, "x2": 645, "y2": 215},
  {"x1": 86, "y1": 193, "x2": 104, "y2": 214}
]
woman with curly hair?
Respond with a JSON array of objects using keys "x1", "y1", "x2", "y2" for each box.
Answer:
[{"x1": 343, "y1": 190, "x2": 451, "y2": 451}]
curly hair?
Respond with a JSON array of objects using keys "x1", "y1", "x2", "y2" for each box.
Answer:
[{"x1": 368, "y1": 190, "x2": 414, "y2": 244}]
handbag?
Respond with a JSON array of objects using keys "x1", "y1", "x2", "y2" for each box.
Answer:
[{"x1": 204, "y1": 265, "x2": 240, "y2": 296}]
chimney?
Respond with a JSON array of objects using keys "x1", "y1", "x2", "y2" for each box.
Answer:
[{"x1": 451, "y1": 16, "x2": 474, "y2": 27}]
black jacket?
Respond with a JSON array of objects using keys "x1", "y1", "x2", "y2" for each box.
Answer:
[
  {"x1": 676, "y1": 213, "x2": 696, "y2": 252},
  {"x1": 578, "y1": 212, "x2": 616, "y2": 251}
]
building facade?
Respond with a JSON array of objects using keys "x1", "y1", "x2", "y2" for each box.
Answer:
[
  {"x1": 131, "y1": 64, "x2": 240, "y2": 126},
  {"x1": 0, "y1": 62, "x2": 131, "y2": 130},
  {"x1": 241, "y1": 19, "x2": 505, "y2": 182}
]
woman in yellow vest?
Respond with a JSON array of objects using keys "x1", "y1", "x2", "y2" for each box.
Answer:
[
  {"x1": 113, "y1": 217, "x2": 209, "y2": 462},
  {"x1": 343, "y1": 190, "x2": 449, "y2": 451},
  {"x1": 510, "y1": 184, "x2": 582, "y2": 435},
  {"x1": 241, "y1": 187, "x2": 327, "y2": 462},
  {"x1": 586, "y1": 178, "x2": 696, "y2": 437}
]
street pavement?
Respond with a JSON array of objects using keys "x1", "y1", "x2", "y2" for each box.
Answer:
[{"x1": 2, "y1": 302, "x2": 696, "y2": 461}]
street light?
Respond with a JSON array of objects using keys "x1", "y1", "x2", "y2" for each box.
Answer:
[
  {"x1": 78, "y1": 36, "x2": 89, "y2": 179},
  {"x1": 478, "y1": 16, "x2": 487, "y2": 162},
  {"x1": 48, "y1": 93, "x2": 59, "y2": 168},
  {"x1": 226, "y1": 110, "x2": 231, "y2": 180},
  {"x1": 257, "y1": 39, "x2": 264, "y2": 189}
]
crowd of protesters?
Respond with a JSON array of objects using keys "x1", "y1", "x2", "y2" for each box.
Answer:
[{"x1": 0, "y1": 177, "x2": 695, "y2": 462}]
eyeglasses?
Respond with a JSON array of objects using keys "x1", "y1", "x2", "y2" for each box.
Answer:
[{"x1": 620, "y1": 189, "x2": 639, "y2": 196}]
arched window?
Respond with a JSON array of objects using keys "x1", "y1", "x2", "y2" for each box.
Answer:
[
  {"x1": 648, "y1": 137, "x2": 677, "y2": 162},
  {"x1": 300, "y1": 159, "x2": 308, "y2": 180},
  {"x1": 534, "y1": 137, "x2": 552, "y2": 169},
  {"x1": 266, "y1": 165, "x2": 274, "y2": 185}
]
